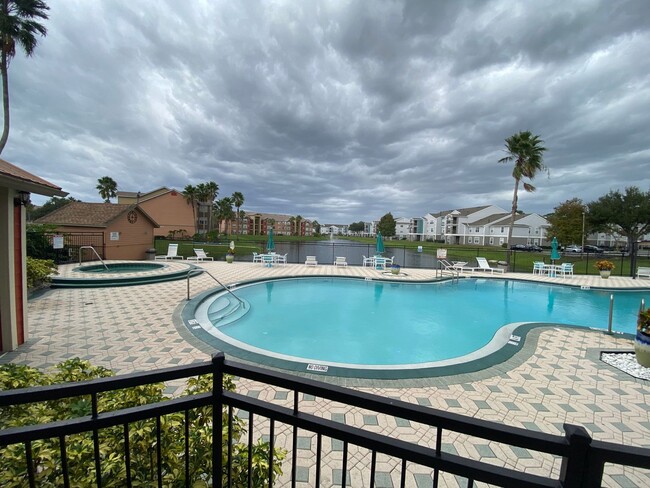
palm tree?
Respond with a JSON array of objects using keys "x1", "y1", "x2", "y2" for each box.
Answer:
[
  {"x1": 214, "y1": 197, "x2": 234, "y2": 235},
  {"x1": 231, "y1": 191, "x2": 244, "y2": 235},
  {"x1": 182, "y1": 184, "x2": 198, "y2": 234},
  {"x1": 0, "y1": 0, "x2": 49, "y2": 154},
  {"x1": 205, "y1": 181, "x2": 219, "y2": 231},
  {"x1": 96, "y1": 176, "x2": 117, "y2": 202},
  {"x1": 498, "y1": 131, "x2": 548, "y2": 266}
]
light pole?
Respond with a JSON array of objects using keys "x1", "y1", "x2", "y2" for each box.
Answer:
[{"x1": 581, "y1": 211, "x2": 586, "y2": 251}]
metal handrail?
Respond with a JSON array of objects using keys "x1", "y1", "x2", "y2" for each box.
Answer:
[
  {"x1": 79, "y1": 246, "x2": 108, "y2": 270},
  {"x1": 187, "y1": 269, "x2": 244, "y2": 305}
]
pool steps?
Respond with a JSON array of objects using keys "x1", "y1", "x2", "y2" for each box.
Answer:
[{"x1": 207, "y1": 295, "x2": 250, "y2": 327}]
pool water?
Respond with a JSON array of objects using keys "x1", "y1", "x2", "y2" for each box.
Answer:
[
  {"x1": 204, "y1": 278, "x2": 648, "y2": 366},
  {"x1": 77, "y1": 262, "x2": 165, "y2": 273}
]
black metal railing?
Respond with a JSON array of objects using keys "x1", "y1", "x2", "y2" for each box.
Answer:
[{"x1": 2, "y1": 354, "x2": 648, "y2": 487}]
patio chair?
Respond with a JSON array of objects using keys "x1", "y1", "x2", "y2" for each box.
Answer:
[
  {"x1": 187, "y1": 249, "x2": 213, "y2": 262},
  {"x1": 334, "y1": 256, "x2": 348, "y2": 267},
  {"x1": 305, "y1": 256, "x2": 318, "y2": 266},
  {"x1": 475, "y1": 257, "x2": 505, "y2": 274},
  {"x1": 155, "y1": 243, "x2": 184, "y2": 260},
  {"x1": 252, "y1": 252, "x2": 263, "y2": 263},
  {"x1": 276, "y1": 253, "x2": 288, "y2": 265},
  {"x1": 362, "y1": 255, "x2": 374, "y2": 267},
  {"x1": 532, "y1": 261, "x2": 546, "y2": 275},
  {"x1": 262, "y1": 255, "x2": 274, "y2": 267},
  {"x1": 559, "y1": 263, "x2": 574, "y2": 277}
]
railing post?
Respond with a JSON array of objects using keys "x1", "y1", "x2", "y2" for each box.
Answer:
[
  {"x1": 560, "y1": 423, "x2": 595, "y2": 487},
  {"x1": 212, "y1": 353, "x2": 226, "y2": 488}
]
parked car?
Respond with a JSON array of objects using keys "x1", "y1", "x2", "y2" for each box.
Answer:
[
  {"x1": 527, "y1": 245, "x2": 543, "y2": 252},
  {"x1": 565, "y1": 245, "x2": 582, "y2": 253},
  {"x1": 510, "y1": 244, "x2": 529, "y2": 251},
  {"x1": 583, "y1": 245, "x2": 604, "y2": 254}
]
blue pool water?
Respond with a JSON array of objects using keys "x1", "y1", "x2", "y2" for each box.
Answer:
[{"x1": 204, "y1": 278, "x2": 649, "y2": 366}]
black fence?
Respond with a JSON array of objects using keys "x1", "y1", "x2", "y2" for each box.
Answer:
[
  {"x1": 27, "y1": 231, "x2": 105, "y2": 264},
  {"x1": 1, "y1": 354, "x2": 648, "y2": 487},
  {"x1": 179, "y1": 238, "x2": 650, "y2": 276}
]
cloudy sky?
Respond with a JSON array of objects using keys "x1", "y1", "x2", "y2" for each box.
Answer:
[{"x1": 5, "y1": 0, "x2": 649, "y2": 224}]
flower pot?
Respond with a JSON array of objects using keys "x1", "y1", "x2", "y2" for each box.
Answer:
[
  {"x1": 391, "y1": 265, "x2": 400, "y2": 275},
  {"x1": 226, "y1": 255, "x2": 234, "y2": 264},
  {"x1": 635, "y1": 331, "x2": 650, "y2": 368},
  {"x1": 599, "y1": 270, "x2": 611, "y2": 279}
]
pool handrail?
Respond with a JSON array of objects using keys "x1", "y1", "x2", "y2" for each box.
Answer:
[
  {"x1": 79, "y1": 246, "x2": 109, "y2": 271},
  {"x1": 186, "y1": 269, "x2": 245, "y2": 306}
]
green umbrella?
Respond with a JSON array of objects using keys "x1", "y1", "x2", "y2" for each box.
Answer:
[
  {"x1": 266, "y1": 229, "x2": 275, "y2": 252},
  {"x1": 551, "y1": 237, "x2": 561, "y2": 261},
  {"x1": 376, "y1": 231, "x2": 384, "y2": 255}
]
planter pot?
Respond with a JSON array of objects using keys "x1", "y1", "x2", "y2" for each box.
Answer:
[
  {"x1": 635, "y1": 331, "x2": 650, "y2": 367},
  {"x1": 391, "y1": 266, "x2": 401, "y2": 275},
  {"x1": 599, "y1": 270, "x2": 611, "y2": 279},
  {"x1": 226, "y1": 255, "x2": 234, "y2": 264}
]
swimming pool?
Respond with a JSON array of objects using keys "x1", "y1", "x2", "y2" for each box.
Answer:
[
  {"x1": 191, "y1": 277, "x2": 648, "y2": 376},
  {"x1": 77, "y1": 262, "x2": 165, "y2": 273}
]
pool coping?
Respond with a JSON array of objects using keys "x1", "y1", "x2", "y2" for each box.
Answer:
[{"x1": 177, "y1": 274, "x2": 637, "y2": 381}]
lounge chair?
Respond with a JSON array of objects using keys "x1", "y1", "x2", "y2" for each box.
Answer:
[
  {"x1": 439, "y1": 259, "x2": 469, "y2": 273},
  {"x1": 155, "y1": 243, "x2": 184, "y2": 260},
  {"x1": 638, "y1": 267, "x2": 650, "y2": 279},
  {"x1": 305, "y1": 256, "x2": 318, "y2": 266},
  {"x1": 474, "y1": 257, "x2": 505, "y2": 274},
  {"x1": 187, "y1": 249, "x2": 213, "y2": 262},
  {"x1": 334, "y1": 256, "x2": 347, "y2": 267}
]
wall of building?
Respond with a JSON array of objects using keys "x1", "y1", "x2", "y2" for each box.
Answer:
[{"x1": 138, "y1": 191, "x2": 195, "y2": 237}]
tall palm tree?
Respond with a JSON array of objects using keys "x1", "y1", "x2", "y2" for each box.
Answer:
[
  {"x1": 214, "y1": 197, "x2": 234, "y2": 235},
  {"x1": 498, "y1": 131, "x2": 548, "y2": 265},
  {"x1": 96, "y1": 176, "x2": 117, "y2": 203},
  {"x1": 0, "y1": 0, "x2": 49, "y2": 154},
  {"x1": 231, "y1": 191, "x2": 244, "y2": 235},
  {"x1": 205, "y1": 181, "x2": 219, "y2": 231},
  {"x1": 182, "y1": 184, "x2": 198, "y2": 234},
  {"x1": 295, "y1": 215, "x2": 303, "y2": 236}
]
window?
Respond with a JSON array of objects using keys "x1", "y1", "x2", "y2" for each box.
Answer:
[
  {"x1": 489, "y1": 237, "x2": 494, "y2": 244},
  {"x1": 501, "y1": 227, "x2": 504, "y2": 232},
  {"x1": 490, "y1": 228, "x2": 494, "y2": 233},
  {"x1": 475, "y1": 227, "x2": 480, "y2": 232},
  {"x1": 474, "y1": 237, "x2": 479, "y2": 244}
]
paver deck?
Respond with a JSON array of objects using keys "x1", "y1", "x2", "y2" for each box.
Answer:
[{"x1": 2, "y1": 261, "x2": 649, "y2": 487}]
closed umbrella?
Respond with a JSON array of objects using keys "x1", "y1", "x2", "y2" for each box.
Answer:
[
  {"x1": 376, "y1": 231, "x2": 384, "y2": 255},
  {"x1": 551, "y1": 237, "x2": 561, "y2": 262},
  {"x1": 266, "y1": 229, "x2": 275, "y2": 252}
]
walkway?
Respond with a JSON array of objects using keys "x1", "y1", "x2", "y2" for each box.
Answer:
[{"x1": 2, "y1": 262, "x2": 649, "y2": 487}]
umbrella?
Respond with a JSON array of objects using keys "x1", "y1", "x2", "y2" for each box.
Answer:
[
  {"x1": 550, "y1": 237, "x2": 561, "y2": 262},
  {"x1": 375, "y1": 231, "x2": 384, "y2": 255},
  {"x1": 266, "y1": 229, "x2": 275, "y2": 252}
]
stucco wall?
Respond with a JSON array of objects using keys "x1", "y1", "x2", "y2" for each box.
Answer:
[{"x1": 138, "y1": 191, "x2": 195, "y2": 237}]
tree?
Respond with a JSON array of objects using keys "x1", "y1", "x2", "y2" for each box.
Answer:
[
  {"x1": 195, "y1": 181, "x2": 219, "y2": 232},
  {"x1": 348, "y1": 221, "x2": 365, "y2": 233},
  {"x1": 231, "y1": 191, "x2": 244, "y2": 234},
  {"x1": 29, "y1": 195, "x2": 77, "y2": 221},
  {"x1": 214, "y1": 197, "x2": 234, "y2": 234},
  {"x1": 0, "y1": 0, "x2": 49, "y2": 154},
  {"x1": 377, "y1": 213, "x2": 396, "y2": 237},
  {"x1": 546, "y1": 198, "x2": 586, "y2": 246},
  {"x1": 587, "y1": 187, "x2": 650, "y2": 276},
  {"x1": 311, "y1": 219, "x2": 321, "y2": 235},
  {"x1": 96, "y1": 176, "x2": 117, "y2": 202},
  {"x1": 183, "y1": 184, "x2": 198, "y2": 234},
  {"x1": 498, "y1": 131, "x2": 547, "y2": 265}
]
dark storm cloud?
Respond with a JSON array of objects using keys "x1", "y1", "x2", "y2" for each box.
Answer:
[{"x1": 4, "y1": 0, "x2": 649, "y2": 224}]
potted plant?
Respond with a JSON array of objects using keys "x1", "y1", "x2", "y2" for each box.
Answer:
[
  {"x1": 390, "y1": 264, "x2": 401, "y2": 275},
  {"x1": 226, "y1": 241, "x2": 235, "y2": 263},
  {"x1": 635, "y1": 308, "x2": 650, "y2": 367},
  {"x1": 595, "y1": 260, "x2": 614, "y2": 279}
]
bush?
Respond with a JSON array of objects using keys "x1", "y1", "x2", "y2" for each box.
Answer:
[
  {"x1": 0, "y1": 359, "x2": 286, "y2": 487},
  {"x1": 26, "y1": 257, "x2": 57, "y2": 288}
]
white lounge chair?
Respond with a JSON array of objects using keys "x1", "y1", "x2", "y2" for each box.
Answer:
[
  {"x1": 439, "y1": 259, "x2": 469, "y2": 273},
  {"x1": 155, "y1": 243, "x2": 184, "y2": 260},
  {"x1": 638, "y1": 267, "x2": 650, "y2": 279},
  {"x1": 305, "y1": 256, "x2": 318, "y2": 266},
  {"x1": 334, "y1": 256, "x2": 347, "y2": 267},
  {"x1": 475, "y1": 257, "x2": 505, "y2": 274},
  {"x1": 187, "y1": 249, "x2": 213, "y2": 262}
]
